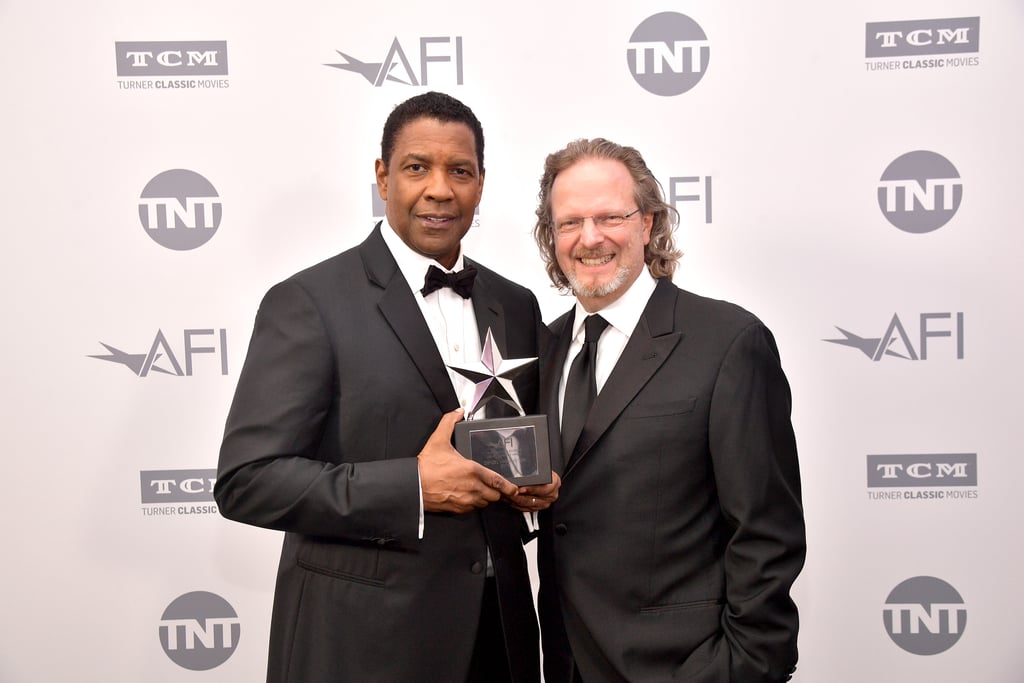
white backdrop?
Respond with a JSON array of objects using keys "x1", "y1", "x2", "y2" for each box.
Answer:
[{"x1": 3, "y1": 1, "x2": 1022, "y2": 680}]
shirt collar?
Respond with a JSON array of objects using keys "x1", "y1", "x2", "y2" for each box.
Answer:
[
  {"x1": 380, "y1": 219, "x2": 466, "y2": 294},
  {"x1": 571, "y1": 268, "x2": 658, "y2": 341}
]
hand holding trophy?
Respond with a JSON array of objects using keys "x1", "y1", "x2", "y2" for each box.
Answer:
[{"x1": 449, "y1": 329, "x2": 552, "y2": 486}]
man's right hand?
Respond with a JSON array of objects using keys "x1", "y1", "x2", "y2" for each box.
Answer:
[{"x1": 418, "y1": 409, "x2": 518, "y2": 514}]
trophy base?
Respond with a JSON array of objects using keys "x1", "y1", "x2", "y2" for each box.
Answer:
[{"x1": 454, "y1": 414, "x2": 551, "y2": 486}]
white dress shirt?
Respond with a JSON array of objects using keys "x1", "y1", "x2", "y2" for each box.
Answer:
[
  {"x1": 381, "y1": 224, "x2": 483, "y2": 538},
  {"x1": 382, "y1": 224, "x2": 540, "y2": 538},
  {"x1": 559, "y1": 269, "x2": 658, "y2": 425},
  {"x1": 381, "y1": 223, "x2": 483, "y2": 410}
]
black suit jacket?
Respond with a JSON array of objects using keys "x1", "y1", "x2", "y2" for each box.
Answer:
[
  {"x1": 215, "y1": 224, "x2": 545, "y2": 682},
  {"x1": 538, "y1": 278, "x2": 805, "y2": 683}
]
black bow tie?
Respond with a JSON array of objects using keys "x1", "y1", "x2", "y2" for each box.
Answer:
[{"x1": 421, "y1": 264, "x2": 477, "y2": 299}]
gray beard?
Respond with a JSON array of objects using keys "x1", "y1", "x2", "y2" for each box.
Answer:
[{"x1": 566, "y1": 264, "x2": 631, "y2": 300}]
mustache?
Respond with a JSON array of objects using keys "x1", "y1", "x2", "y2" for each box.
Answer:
[{"x1": 572, "y1": 249, "x2": 612, "y2": 259}]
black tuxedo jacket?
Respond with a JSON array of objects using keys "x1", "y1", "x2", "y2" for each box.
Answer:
[
  {"x1": 215, "y1": 225, "x2": 545, "y2": 682},
  {"x1": 538, "y1": 278, "x2": 805, "y2": 683}
]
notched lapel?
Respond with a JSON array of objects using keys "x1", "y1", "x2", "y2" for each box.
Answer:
[
  {"x1": 568, "y1": 279, "x2": 682, "y2": 472},
  {"x1": 466, "y1": 261, "x2": 507, "y2": 354},
  {"x1": 469, "y1": 268, "x2": 524, "y2": 418},
  {"x1": 361, "y1": 225, "x2": 460, "y2": 413},
  {"x1": 542, "y1": 310, "x2": 576, "y2": 474}
]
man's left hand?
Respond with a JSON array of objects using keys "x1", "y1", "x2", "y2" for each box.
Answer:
[{"x1": 506, "y1": 471, "x2": 561, "y2": 512}]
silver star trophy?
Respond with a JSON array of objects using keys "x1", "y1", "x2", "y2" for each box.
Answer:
[{"x1": 449, "y1": 329, "x2": 551, "y2": 485}]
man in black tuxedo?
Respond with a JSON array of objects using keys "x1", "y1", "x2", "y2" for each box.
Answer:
[
  {"x1": 215, "y1": 92, "x2": 558, "y2": 683},
  {"x1": 532, "y1": 139, "x2": 805, "y2": 682}
]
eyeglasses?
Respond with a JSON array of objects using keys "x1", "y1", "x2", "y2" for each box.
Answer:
[{"x1": 553, "y1": 208, "x2": 641, "y2": 236}]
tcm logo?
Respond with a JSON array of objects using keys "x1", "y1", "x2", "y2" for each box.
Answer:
[
  {"x1": 878, "y1": 151, "x2": 962, "y2": 233},
  {"x1": 89, "y1": 329, "x2": 229, "y2": 377},
  {"x1": 627, "y1": 12, "x2": 709, "y2": 96},
  {"x1": 667, "y1": 176, "x2": 713, "y2": 224},
  {"x1": 867, "y1": 454, "x2": 977, "y2": 488},
  {"x1": 866, "y1": 18, "x2": 979, "y2": 58},
  {"x1": 825, "y1": 312, "x2": 964, "y2": 361},
  {"x1": 115, "y1": 41, "x2": 228, "y2": 76},
  {"x1": 326, "y1": 36, "x2": 463, "y2": 86},
  {"x1": 139, "y1": 169, "x2": 222, "y2": 250},
  {"x1": 883, "y1": 576, "x2": 966, "y2": 655},
  {"x1": 141, "y1": 469, "x2": 216, "y2": 503},
  {"x1": 160, "y1": 591, "x2": 240, "y2": 671}
]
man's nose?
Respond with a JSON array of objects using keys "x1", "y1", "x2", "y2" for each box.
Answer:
[
  {"x1": 577, "y1": 217, "x2": 605, "y2": 246},
  {"x1": 425, "y1": 169, "x2": 455, "y2": 201}
]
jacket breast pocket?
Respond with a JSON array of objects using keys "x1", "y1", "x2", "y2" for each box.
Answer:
[{"x1": 623, "y1": 396, "x2": 697, "y2": 419}]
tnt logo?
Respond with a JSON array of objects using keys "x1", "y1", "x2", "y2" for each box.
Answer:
[
  {"x1": 883, "y1": 576, "x2": 966, "y2": 655},
  {"x1": 139, "y1": 170, "x2": 222, "y2": 250},
  {"x1": 89, "y1": 328, "x2": 229, "y2": 377},
  {"x1": 865, "y1": 18, "x2": 980, "y2": 58},
  {"x1": 326, "y1": 36, "x2": 463, "y2": 86},
  {"x1": 825, "y1": 312, "x2": 964, "y2": 361},
  {"x1": 141, "y1": 469, "x2": 217, "y2": 503},
  {"x1": 667, "y1": 176, "x2": 713, "y2": 224},
  {"x1": 627, "y1": 12, "x2": 709, "y2": 96},
  {"x1": 115, "y1": 41, "x2": 229, "y2": 76},
  {"x1": 878, "y1": 151, "x2": 962, "y2": 233},
  {"x1": 159, "y1": 591, "x2": 240, "y2": 670}
]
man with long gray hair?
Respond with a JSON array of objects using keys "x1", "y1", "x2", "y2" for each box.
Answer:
[{"x1": 533, "y1": 138, "x2": 805, "y2": 683}]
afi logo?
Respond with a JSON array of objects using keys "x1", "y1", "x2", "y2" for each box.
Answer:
[
  {"x1": 326, "y1": 37, "x2": 463, "y2": 86},
  {"x1": 141, "y1": 469, "x2": 217, "y2": 503},
  {"x1": 160, "y1": 591, "x2": 240, "y2": 671},
  {"x1": 115, "y1": 41, "x2": 228, "y2": 76},
  {"x1": 89, "y1": 329, "x2": 229, "y2": 377},
  {"x1": 825, "y1": 313, "x2": 964, "y2": 361},
  {"x1": 667, "y1": 176, "x2": 712, "y2": 224}
]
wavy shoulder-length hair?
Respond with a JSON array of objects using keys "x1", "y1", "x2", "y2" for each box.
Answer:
[{"x1": 533, "y1": 138, "x2": 681, "y2": 292}]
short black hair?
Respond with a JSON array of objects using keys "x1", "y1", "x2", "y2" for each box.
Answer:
[{"x1": 380, "y1": 91, "x2": 485, "y2": 171}]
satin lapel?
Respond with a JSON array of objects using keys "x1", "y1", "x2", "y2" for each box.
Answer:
[
  {"x1": 566, "y1": 279, "x2": 682, "y2": 474},
  {"x1": 466, "y1": 265, "x2": 515, "y2": 417},
  {"x1": 466, "y1": 259, "x2": 507, "y2": 355},
  {"x1": 361, "y1": 224, "x2": 460, "y2": 413}
]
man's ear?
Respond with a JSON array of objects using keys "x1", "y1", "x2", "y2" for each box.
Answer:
[{"x1": 375, "y1": 159, "x2": 388, "y2": 199}]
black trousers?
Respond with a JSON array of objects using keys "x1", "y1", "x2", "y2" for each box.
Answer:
[{"x1": 466, "y1": 577, "x2": 513, "y2": 683}]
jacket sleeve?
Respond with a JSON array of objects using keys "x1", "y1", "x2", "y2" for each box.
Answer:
[
  {"x1": 709, "y1": 321, "x2": 806, "y2": 682},
  {"x1": 213, "y1": 279, "x2": 421, "y2": 547}
]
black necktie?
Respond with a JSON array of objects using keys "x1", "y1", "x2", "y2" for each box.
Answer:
[
  {"x1": 561, "y1": 314, "x2": 610, "y2": 463},
  {"x1": 420, "y1": 264, "x2": 477, "y2": 299}
]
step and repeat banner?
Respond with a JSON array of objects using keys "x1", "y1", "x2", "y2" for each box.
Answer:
[{"x1": 3, "y1": 1, "x2": 1021, "y2": 681}]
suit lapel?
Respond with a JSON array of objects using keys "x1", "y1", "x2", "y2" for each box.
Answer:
[
  {"x1": 567, "y1": 279, "x2": 682, "y2": 474},
  {"x1": 466, "y1": 258, "x2": 507, "y2": 354},
  {"x1": 360, "y1": 224, "x2": 460, "y2": 413},
  {"x1": 470, "y1": 262, "x2": 536, "y2": 420},
  {"x1": 543, "y1": 310, "x2": 576, "y2": 474}
]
